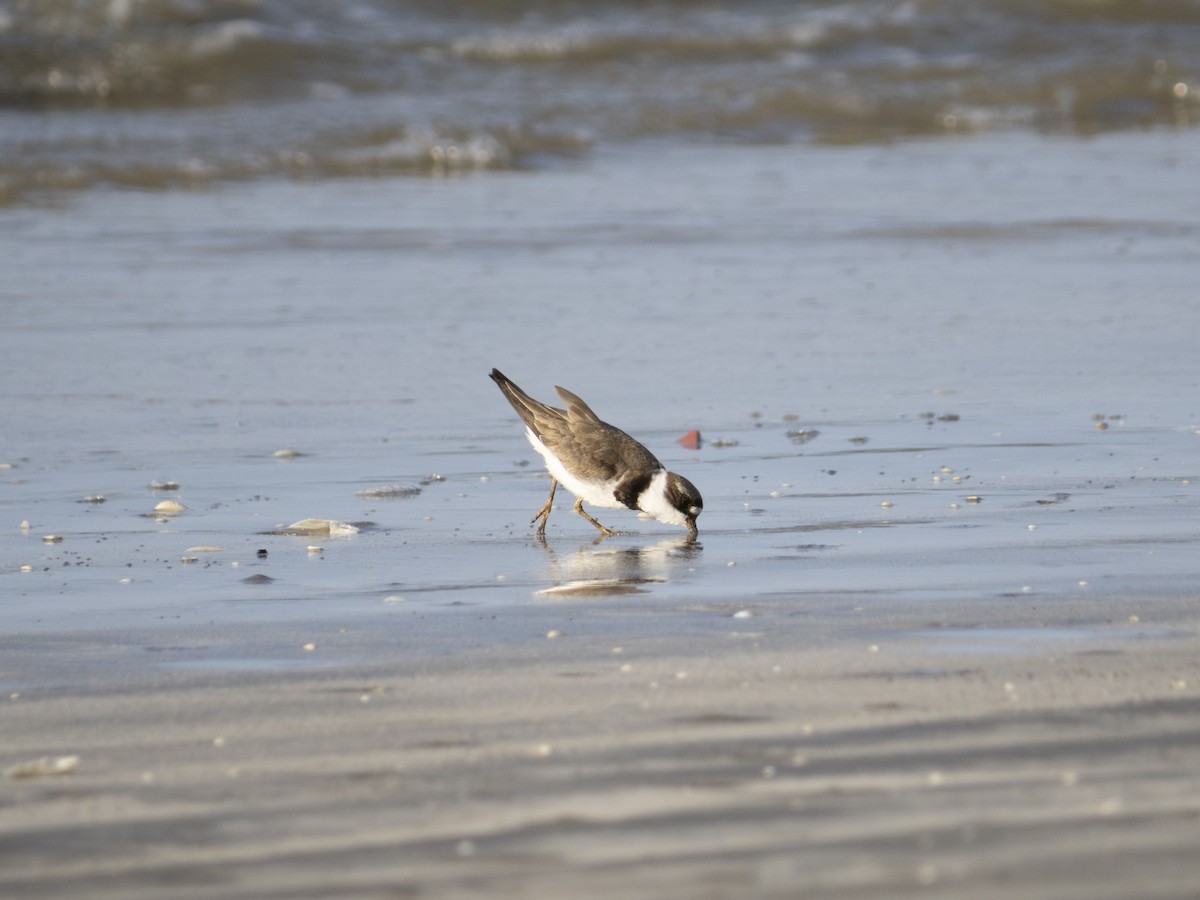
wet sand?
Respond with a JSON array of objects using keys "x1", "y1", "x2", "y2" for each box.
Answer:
[
  {"x1": 3, "y1": 129, "x2": 1200, "y2": 896},
  {"x1": 3, "y1": 597, "x2": 1200, "y2": 899}
]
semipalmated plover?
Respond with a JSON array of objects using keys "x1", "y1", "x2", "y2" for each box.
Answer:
[{"x1": 490, "y1": 368, "x2": 703, "y2": 540}]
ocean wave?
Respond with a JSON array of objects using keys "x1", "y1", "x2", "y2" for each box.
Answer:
[{"x1": 2, "y1": 0, "x2": 1199, "y2": 202}]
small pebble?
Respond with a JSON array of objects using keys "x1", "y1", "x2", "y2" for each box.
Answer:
[
  {"x1": 272, "y1": 449, "x2": 301, "y2": 458},
  {"x1": 181, "y1": 556, "x2": 198, "y2": 564},
  {"x1": 732, "y1": 609, "x2": 753, "y2": 619},
  {"x1": 966, "y1": 496, "x2": 982, "y2": 504},
  {"x1": 42, "y1": 534, "x2": 63, "y2": 543},
  {"x1": 302, "y1": 642, "x2": 316, "y2": 651},
  {"x1": 880, "y1": 500, "x2": 893, "y2": 508},
  {"x1": 154, "y1": 499, "x2": 186, "y2": 514},
  {"x1": 546, "y1": 629, "x2": 562, "y2": 639},
  {"x1": 19, "y1": 565, "x2": 32, "y2": 573}
]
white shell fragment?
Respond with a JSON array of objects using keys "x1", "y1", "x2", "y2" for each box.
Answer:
[
  {"x1": 154, "y1": 500, "x2": 187, "y2": 514},
  {"x1": 42, "y1": 534, "x2": 63, "y2": 543},
  {"x1": 284, "y1": 518, "x2": 359, "y2": 536},
  {"x1": 4, "y1": 755, "x2": 79, "y2": 779},
  {"x1": 355, "y1": 484, "x2": 422, "y2": 499},
  {"x1": 149, "y1": 480, "x2": 181, "y2": 491}
]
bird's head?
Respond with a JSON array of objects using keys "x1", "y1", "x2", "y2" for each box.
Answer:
[{"x1": 665, "y1": 471, "x2": 703, "y2": 539}]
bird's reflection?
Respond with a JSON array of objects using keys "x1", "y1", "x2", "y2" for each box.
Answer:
[{"x1": 533, "y1": 535, "x2": 702, "y2": 599}]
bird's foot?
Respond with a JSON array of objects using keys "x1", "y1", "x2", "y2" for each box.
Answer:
[
  {"x1": 530, "y1": 502, "x2": 553, "y2": 533},
  {"x1": 573, "y1": 498, "x2": 619, "y2": 537},
  {"x1": 530, "y1": 479, "x2": 558, "y2": 535}
]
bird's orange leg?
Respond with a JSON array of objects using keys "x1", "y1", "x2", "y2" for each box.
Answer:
[
  {"x1": 531, "y1": 479, "x2": 558, "y2": 535},
  {"x1": 573, "y1": 497, "x2": 618, "y2": 537}
]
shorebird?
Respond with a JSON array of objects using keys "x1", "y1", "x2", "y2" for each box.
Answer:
[{"x1": 489, "y1": 368, "x2": 703, "y2": 539}]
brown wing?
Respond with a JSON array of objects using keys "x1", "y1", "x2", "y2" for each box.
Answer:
[
  {"x1": 553, "y1": 385, "x2": 662, "y2": 483},
  {"x1": 490, "y1": 369, "x2": 662, "y2": 488}
]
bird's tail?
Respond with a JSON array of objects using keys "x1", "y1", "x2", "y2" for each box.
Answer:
[{"x1": 490, "y1": 368, "x2": 554, "y2": 434}]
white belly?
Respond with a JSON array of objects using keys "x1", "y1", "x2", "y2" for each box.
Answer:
[{"x1": 526, "y1": 428, "x2": 626, "y2": 510}]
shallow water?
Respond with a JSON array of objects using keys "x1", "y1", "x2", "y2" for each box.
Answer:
[{"x1": 2, "y1": 130, "x2": 1198, "y2": 682}]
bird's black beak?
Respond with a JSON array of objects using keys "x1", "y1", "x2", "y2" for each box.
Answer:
[{"x1": 685, "y1": 516, "x2": 698, "y2": 541}]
